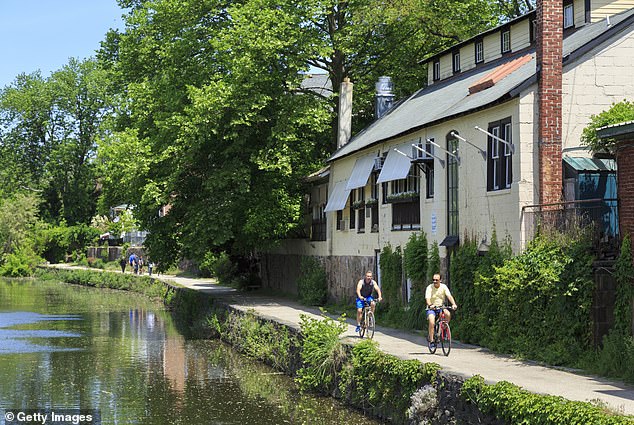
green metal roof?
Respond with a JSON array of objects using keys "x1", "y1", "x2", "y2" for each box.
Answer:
[{"x1": 563, "y1": 156, "x2": 616, "y2": 172}]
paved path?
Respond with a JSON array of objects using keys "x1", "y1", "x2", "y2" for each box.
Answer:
[{"x1": 49, "y1": 265, "x2": 634, "y2": 416}]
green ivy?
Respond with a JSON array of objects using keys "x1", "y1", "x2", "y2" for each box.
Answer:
[
  {"x1": 403, "y1": 232, "x2": 428, "y2": 294},
  {"x1": 462, "y1": 375, "x2": 634, "y2": 424},
  {"x1": 297, "y1": 256, "x2": 328, "y2": 306},
  {"x1": 380, "y1": 244, "x2": 402, "y2": 309},
  {"x1": 340, "y1": 339, "x2": 440, "y2": 422}
]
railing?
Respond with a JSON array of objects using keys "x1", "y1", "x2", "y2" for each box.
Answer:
[{"x1": 522, "y1": 198, "x2": 619, "y2": 256}]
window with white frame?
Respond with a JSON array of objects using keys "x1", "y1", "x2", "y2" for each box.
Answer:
[
  {"x1": 501, "y1": 29, "x2": 511, "y2": 53},
  {"x1": 487, "y1": 117, "x2": 513, "y2": 191},
  {"x1": 433, "y1": 59, "x2": 440, "y2": 81},
  {"x1": 475, "y1": 40, "x2": 484, "y2": 64},
  {"x1": 425, "y1": 139, "x2": 434, "y2": 199},
  {"x1": 452, "y1": 51, "x2": 460, "y2": 73},
  {"x1": 563, "y1": 1, "x2": 574, "y2": 28}
]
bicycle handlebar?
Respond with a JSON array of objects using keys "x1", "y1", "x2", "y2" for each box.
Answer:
[{"x1": 426, "y1": 305, "x2": 455, "y2": 311}]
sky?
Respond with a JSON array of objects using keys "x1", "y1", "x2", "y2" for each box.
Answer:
[{"x1": 0, "y1": 0, "x2": 126, "y2": 88}]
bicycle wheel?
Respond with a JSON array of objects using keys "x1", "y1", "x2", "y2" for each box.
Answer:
[
  {"x1": 428, "y1": 322, "x2": 438, "y2": 354},
  {"x1": 359, "y1": 309, "x2": 367, "y2": 338},
  {"x1": 440, "y1": 321, "x2": 451, "y2": 356},
  {"x1": 366, "y1": 310, "x2": 375, "y2": 339}
]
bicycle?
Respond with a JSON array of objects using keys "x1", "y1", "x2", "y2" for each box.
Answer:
[
  {"x1": 359, "y1": 299, "x2": 376, "y2": 339},
  {"x1": 426, "y1": 306, "x2": 454, "y2": 356}
]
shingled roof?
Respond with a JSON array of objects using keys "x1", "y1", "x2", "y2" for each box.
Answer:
[{"x1": 329, "y1": 8, "x2": 634, "y2": 162}]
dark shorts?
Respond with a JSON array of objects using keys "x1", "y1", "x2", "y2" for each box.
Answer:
[{"x1": 356, "y1": 296, "x2": 374, "y2": 309}]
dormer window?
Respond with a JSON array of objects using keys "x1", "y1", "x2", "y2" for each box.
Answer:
[
  {"x1": 501, "y1": 28, "x2": 511, "y2": 54},
  {"x1": 564, "y1": 1, "x2": 574, "y2": 28},
  {"x1": 452, "y1": 51, "x2": 461, "y2": 73},
  {"x1": 475, "y1": 40, "x2": 484, "y2": 64},
  {"x1": 433, "y1": 58, "x2": 440, "y2": 81}
]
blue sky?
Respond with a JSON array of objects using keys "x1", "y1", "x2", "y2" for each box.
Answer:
[{"x1": 0, "y1": 1, "x2": 125, "y2": 88}]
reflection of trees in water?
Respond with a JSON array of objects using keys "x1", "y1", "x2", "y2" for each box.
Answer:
[{"x1": 206, "y1": 341, "x2": 383, "y2": 425}]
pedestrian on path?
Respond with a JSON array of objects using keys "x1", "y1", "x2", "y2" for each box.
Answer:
[
  {"x1": 119, "y1": 257, "x2": 127, "y2": 273},
  {"x1": 355, "y1": 271, "x2": 382, "y2": 333}
]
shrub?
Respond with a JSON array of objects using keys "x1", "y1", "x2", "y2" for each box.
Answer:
[
  {"x1": 204, "y1": 251, "x2": 237, "y2": 285},
  {"x1": 404, "y1": 232, "x2": 428, "y2": 294},
  {"x1": 297, "y1": 256, "x2": 328, "y2": 306},
  {"x1": 581, "y1": 100, "x2": 634, "y2": 154},
  {"x1": 296, "y1": 312, "x2": 348, "y2": 394},
  {"x1": 0, "y1": 247, "x2": 43, "y2": 277},
  {"x1": 462, "y1": 375, "x2": 634, "y2": 424},
  {"x1": 380, "y1": 244, "x2": 402, "y2": 308}
]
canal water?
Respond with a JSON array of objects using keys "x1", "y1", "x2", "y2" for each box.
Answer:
[{"x1": 0, "y1": 279, "x2": 382, "y2": 424}]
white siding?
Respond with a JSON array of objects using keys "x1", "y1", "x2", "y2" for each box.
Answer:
[
  {"x1": 511, "y1": 19, "x2": 531, "y2": 52},
  {"x1": 483, "y1": 32, "x2": 502, "y2": 63},
  {"x1": 591, "y1": 0, "x2": 634, "y2": 22}
]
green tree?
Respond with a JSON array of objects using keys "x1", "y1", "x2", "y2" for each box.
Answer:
[
  {"x1": 581, "y1": 100, "x2": 634, "y2": 154},
  {"x1": 0, "y1": 58, "x2": 113, "y2": 225}
]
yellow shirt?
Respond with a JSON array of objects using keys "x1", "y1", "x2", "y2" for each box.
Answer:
[{"x1": 425, "y1": 283, "x2": 452, "y2": 307}]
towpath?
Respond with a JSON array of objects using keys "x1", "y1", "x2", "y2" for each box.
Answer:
[{"x1": 50, "y1": 265, "x2": 634, "y2": 416}]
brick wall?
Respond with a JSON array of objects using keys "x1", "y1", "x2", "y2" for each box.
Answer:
[
  {"x1": 537, "y1": 0, "x2": 564, "y2": 205},
  {"x1": 617, "y1": 141, "x2": 634, "y2": 241}
]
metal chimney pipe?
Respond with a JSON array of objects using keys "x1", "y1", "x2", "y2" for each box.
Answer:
[{"x1": 375, "y1": 76, "x2": 395, "y2": 119}]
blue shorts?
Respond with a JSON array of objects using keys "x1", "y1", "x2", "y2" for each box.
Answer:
[
  {"x1": 356, "y1": 296, "x2": 374, "y2": 309},
  {"x1": 427, "y1": 308, "x2": 441, "y2": 318}
]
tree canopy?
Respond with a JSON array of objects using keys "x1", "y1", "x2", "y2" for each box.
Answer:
[{"x1": 0, "y1": 0, "x2": 532, "y2": 269}]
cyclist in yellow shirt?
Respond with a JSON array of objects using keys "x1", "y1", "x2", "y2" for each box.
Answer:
[{"x1": 425, "y1": 273, "x2": 458, "y2": 348}]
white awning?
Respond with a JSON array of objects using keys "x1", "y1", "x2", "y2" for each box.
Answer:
[
  {"x1": 324, "y1": 181, "x2": 351, "y2": 212},
  {"x1": 345, "y1": 154, "x2": 376, "y2": 190},
  {"x1": 377, "y1": 144, "x2": 413, "y2": 183}
]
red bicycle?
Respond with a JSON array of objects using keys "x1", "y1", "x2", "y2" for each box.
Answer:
[{"x1": 426, "y1": 306, "x2": 453, "y2": 356}]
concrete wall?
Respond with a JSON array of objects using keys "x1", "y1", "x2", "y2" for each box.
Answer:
[{"x1": 260, "y1": 253, "x2": 373, "y2": 303}]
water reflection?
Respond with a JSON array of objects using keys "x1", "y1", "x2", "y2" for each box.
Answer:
[
  {"x1": 0, "y1": 312, "x2": 82, "y2": 353},
  {"x1": 0, "y1": 280, "x2": 382, "y2": 424}
]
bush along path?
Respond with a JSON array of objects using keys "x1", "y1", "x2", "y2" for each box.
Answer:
[{"x1": 40, "y1": 265, "x2": 634, "y2": 424}]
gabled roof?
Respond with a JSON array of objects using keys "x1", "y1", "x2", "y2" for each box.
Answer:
[{"x1": 329, "y1": 8, "x2": 634, "y2": 162}]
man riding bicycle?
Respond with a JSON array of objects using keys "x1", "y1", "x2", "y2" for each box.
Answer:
[
  {"x1": 425, "y1": 273, "x2": 457, "y2": 348},
  {"x1": 355, "y1": 271, "x2": 383, "y2": 333}
]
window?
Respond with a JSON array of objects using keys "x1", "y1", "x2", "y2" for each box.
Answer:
[
  {"x1": 529, "y1": 18, "x2": 537, "y2": 43},
  {"x1": 390, "y1": 166, "x2": 421, "y2": 231},
  {"x1": 446, "y1": 135, "x2": 459, "y2": 236},
  {"x1": 501, "y1": 29, "x2": 511, "y2": 53},
  {"x1": 452, "y1": 51, "x2": 461, "y2": 73},
  {"x1": 564, "y1": 1, "x2": 574, "y2": 29},
  {"x1": 425, "y1": 139, "x2": 434, "y2": 199},
  {"x1": 336, "y1": 210, "x2": 343, "y2": 230},
  {"x1": 370, "y1": 172, "x2": 379, "y2": 232},
  {"x1": 487, "y1": 117, "x2": 513, "y2": 191},
  {"x1": 357, "y1": 187, "x2": 365, "y2": 233},
  {"x1": 475, "y1": 40, "x2": 484, "y2": 64},
  {"x1": 433, "y1": 59, "x2": 440, "y2": 81},
  {"x1": 349, "y1": 190, "x2": 356, "y2": 229}
]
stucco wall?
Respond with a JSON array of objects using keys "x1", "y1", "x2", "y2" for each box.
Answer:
[{"x1": 562, "y1": 25, "x2": 634, "y2": 151}]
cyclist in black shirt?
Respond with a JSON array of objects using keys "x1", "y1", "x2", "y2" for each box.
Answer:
[{"x1": 355, "y1": 271, "x2": 383, "y2": 333}]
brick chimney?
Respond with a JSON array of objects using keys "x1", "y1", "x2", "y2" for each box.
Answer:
[
  {"x1": 337, "y1": 77, "x2": 353, "y2": 149},
  {"x1": 537, "y1": 0, "x2": 564, "y2": 205}
]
